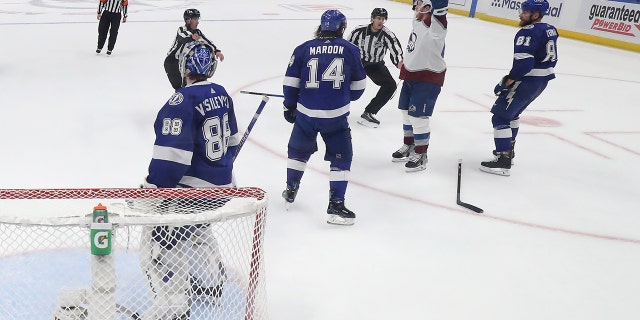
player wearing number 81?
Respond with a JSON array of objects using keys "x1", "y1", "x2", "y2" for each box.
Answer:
[
  {"x1": 480, "y1": 0, "x2": 558, "y2": 176},
  {"x1": 282, "y1": 9, "x2": 367, "y2": 225}
]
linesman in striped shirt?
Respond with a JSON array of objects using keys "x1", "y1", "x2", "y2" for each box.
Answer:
[
  {"x1": 164, "y1": 9, "x2": 224, "y2": 91},
  {"x1": 347, "y1": 8, "x2": 404, "y2": 128},
  {"x1": 96, "y1": 0, "x2": 128, "y2": 55}
]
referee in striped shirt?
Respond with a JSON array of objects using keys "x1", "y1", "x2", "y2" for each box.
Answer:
[
  {"x1": 164, "y1": 9, "x2": 224, "y2": 91},
  {"x1": 348, "y1": 8, "x2": 404, "y2": 127},
  {"x1": 96, "y1": 0, "x2": 128, "y2": 55}
]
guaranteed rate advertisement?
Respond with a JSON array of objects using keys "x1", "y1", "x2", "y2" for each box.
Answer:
[
  {"x1": 465, "y1": 0, "x2": 640, "y2": 50},
  {"x1": 582, "y1": 0, "x2": 640, "y2": 42}
]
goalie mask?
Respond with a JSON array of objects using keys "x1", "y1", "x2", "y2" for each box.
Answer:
[{"x1": 179, "y1": 41, "x2": 218, "y2": 79}]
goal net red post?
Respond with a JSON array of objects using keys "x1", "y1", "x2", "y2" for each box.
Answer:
[{"x1": 0, "y1": 187, "x2": 268, "y2": 320}]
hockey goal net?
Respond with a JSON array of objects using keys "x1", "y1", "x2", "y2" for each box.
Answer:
[{"x1": 0, "y1": 187, "x2": 268, "y2": 320}]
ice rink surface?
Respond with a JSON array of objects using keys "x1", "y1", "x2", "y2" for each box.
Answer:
[{"x1": 1, "y1": 0, "x2": 639, "y2": 319}]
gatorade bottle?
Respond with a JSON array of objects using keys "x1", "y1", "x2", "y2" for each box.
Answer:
[
  {"x1": 92, "y1": 203, "x2": 109, "y2": 223},
  {"x1": 90, "y1": 203, "x2": 112, "y2": 255}
]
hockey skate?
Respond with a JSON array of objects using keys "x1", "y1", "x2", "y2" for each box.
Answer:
[
  {"x1": 493, "y1": 139, "x2": 516, "y2": 165},
  {"x1": 357, "y1": 112, "x2": 380, "y2": 128},
  {"x1": 405, "y1": 152, "x2": 427, "y2": 172},
  {"x1": 480, "y1": 151, "x2": 512, "y2": 176},
  {"x1": 326, "y1": 200, "x2": 355, "y2": 226},
  {"x1": 391, "y1": 144, "x2": 415, "y2": 162},
  {"x1": 282, "y1": 183, "x2": 299, "y2": 210}
]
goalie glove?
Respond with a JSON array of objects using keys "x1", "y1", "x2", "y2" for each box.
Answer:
[
  {"x1": 283, "y1": 105, "x2": 296, "y2": 124},
  {"x1": 494, "y1": 75, "x2": 512, "y2": 96}
]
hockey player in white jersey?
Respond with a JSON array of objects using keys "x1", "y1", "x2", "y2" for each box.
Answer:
[{"x1": 392, "y1": 0, "x2": 448, "y2": 172}]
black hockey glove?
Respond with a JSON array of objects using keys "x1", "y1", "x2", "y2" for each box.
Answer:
[
  {"x1": 283, "y1": 106, "x2": 296, "y2": 124},
  {"x1": 494, "y1": 75, "x2": 512, "y2": 96}
]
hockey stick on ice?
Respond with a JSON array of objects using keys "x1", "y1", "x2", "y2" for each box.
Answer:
[
  {"x1": 457, "y1": 159, "x2": 484, "y2": 213},
  {"x1": 240, "y1": 90, "x2": 284, "y2": 98},
  {"x1": 232, "y1": 95, "x2": 270, "y2": 162}
]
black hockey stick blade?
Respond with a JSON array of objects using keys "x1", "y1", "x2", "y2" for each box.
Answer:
[
  {"x1": 457, "y1": 159, "x2": 484, "y2": 213},
  {"x1": 240, "y1": 90, "x2": 284, "y2": 98}
]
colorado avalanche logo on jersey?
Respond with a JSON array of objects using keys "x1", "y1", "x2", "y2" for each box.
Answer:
[
  {"x1": 168, "y1": 92, "x2": 184, "y2": 106},
  {"x1": 407, "y1": 32, "x2": 417, "y2": 53}
]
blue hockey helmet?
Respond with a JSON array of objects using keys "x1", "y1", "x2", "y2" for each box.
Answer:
[
  {"x1": 521, "y1": 0, "x2": 549, "y2": 17},
  {"x1": 320, "y1": 10, "x2": 347, "y2": 31},
  {"x1": 179, "y1": 41, "x2": 217, "y2": 78}
]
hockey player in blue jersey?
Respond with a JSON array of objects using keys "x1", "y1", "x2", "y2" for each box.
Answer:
[
  {"x1": 147, "y1": 42, "x2": 239, "y2": 188},
  {"x1": 281, "y1": 9, "x2": 367, "y2": 226},
  {"x1": 480, "y1": 0, "x2": 558, "y2": 176},
  {"x1": 142, "y1": 41, "x2": 238, "y2": 319}
]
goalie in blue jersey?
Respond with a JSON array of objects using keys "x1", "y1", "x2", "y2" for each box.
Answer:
[
  {"x1": 141, "y1": 41, "x2": 239, "y2": 319},
  {"x1": 480, "y1": 0, "x2": 559, "y2": 176},
  {"x1": 281, "y1": 10, "x2": 367, "y2": 226}
]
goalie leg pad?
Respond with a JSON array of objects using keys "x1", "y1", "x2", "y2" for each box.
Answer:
[
  {"x1": 141, "y1": 228, "x2": 191, "y2": 320},
  {"x1": 187, "y1": 225, "x2": 226, "y2": 301}
]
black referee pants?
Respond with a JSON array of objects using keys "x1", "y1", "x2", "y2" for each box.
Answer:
[
  {"x1": 164, "y1": 55, "x2": 184, "y2": 90},
  {"x1": 363, "y1": 62, "x2": 397, "y2": 115},
  {"x1": 97, "y1": 11, "x2": 121, "y2": 51}
]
